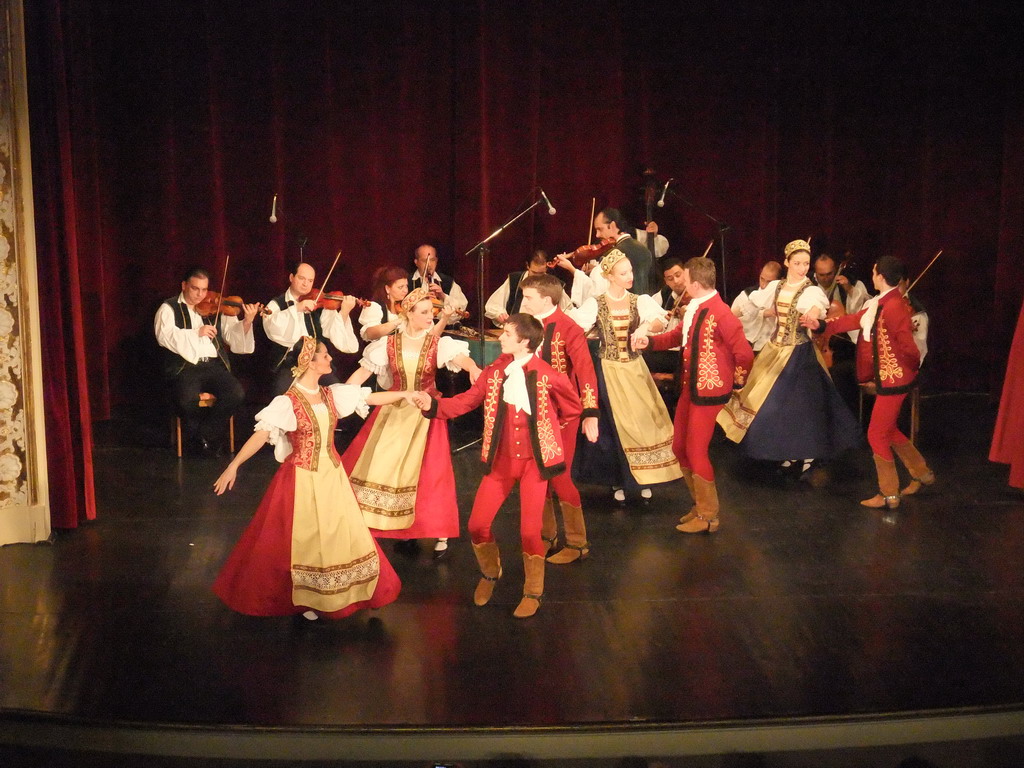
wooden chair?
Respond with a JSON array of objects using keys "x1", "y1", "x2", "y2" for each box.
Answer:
[
  {"x1": 174, "y1": 392, "x2": 235, "y2": 457},
  {"x1": 858, "y1": 383, "x2": 920, "y2": 444}
]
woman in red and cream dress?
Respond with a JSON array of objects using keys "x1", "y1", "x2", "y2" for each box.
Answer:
[
  {"x1": 211, "y1": 337, "x2": 412, "y2": 622},
  {"x1": 343, "y1": 287, "x2": 481, "y2": 558}
]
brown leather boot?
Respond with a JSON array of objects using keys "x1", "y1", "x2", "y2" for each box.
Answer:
[
  {"x1": 540, "y1": 497, "x2": 559, "y2": 556},
  {"x1": 471, "y1": 541, "x2": 502, "y2": 606},
  {"x1": 546, "y1": 502, "x2": 589, "y2": 564},
  {"x1": 679, "y1": 467, "x2": 697, "y2": 524},
  {"x1": 677, "y1": 475, "x2": 719, "y2": 533},
  {"x1": 862, "y1": 455, "x2": 900, "y2": 509},
  {"x1": 513, "y1": 553, "x2": 545, "y2": 618},
  {"x1": 892, "y1": 441, "x2": 934, "y2": 495}
]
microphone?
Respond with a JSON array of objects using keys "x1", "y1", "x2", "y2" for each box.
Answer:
[
  {"x1": 656, "y1": 178, "x2": 672, "y2": 208},
  {"x1": 269, "y1": 194, "x2": 278, "y2": 223},
  {"x1": 540, "y1": 188, "x2": 556, "y2": 216}
]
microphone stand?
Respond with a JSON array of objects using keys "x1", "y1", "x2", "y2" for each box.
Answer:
[
  {"x1": 663, "y1": 188, "x2": 732, "y2": 299},
  {"x1": 463, "y1": 197, "x2": 545, "y2": 366},
  {"x1": 451, "y1": 197, "x2": 545, "y2": 453}
]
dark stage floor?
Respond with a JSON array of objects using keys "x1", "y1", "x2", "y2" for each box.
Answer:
[{"x1": 2, "y1": 393, "x2": 1024, "y2": 766}]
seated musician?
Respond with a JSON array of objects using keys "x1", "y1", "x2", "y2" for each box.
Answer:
[
  {"x1": 263, "y1": 261, "x2": 359, "y2": 395},
  {"x1": 643, "y1": 256, "x2": 689, "y2": 395},
  {"x1": 409, "y1": 243, "x2": 469, "y2": 316},
  {"x1": 154, "y1": 266, "x2": 259, "y2": 455},
  {"x1": 898, "y1": 276, "x2": 929, "y2": 365},
  {"x1": 731, "y1": 260, "x2": 783, "y2": 352},
  {"x1": 484, "y1": 250, "x2": 573, "y2": 326},
  {"x1": 813, "y1": 253, "x2": 869, "y2": 409},
  {"x1": 358, "y1": 266, "x2": 409, "y2": 341}
]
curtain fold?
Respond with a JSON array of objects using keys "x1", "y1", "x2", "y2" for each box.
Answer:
[{"x1": 25, "y1": 0, "x2": 96, "y2": 527}]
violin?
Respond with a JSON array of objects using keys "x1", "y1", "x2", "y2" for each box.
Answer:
[
  {"x1": 195, "y1": 291, "x2": 270, "y2": 318},
  {"x1": 552, "y1": 237, "x2": 617, "y2": 269},
  {"x1": 300, "y1": 290, "x2": 371, "y2": 310}
]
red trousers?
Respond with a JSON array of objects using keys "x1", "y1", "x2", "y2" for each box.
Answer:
[
  {"x1": 547, "y1": 417, "x2": 582, "y2": 507},
  {"x1": 867, "y1": 392, "x2": 909, "y2": 460},
  {"x1": 468, "y1": 452, "x2": 549, "y2": 556},
  {"x1": 671, "y1": 399, "x2": 723, "y2": 482}
]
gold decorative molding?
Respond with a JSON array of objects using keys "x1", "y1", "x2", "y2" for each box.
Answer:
[{"x1": 0, "y1": 0, "x2": 50, "y2": 544}]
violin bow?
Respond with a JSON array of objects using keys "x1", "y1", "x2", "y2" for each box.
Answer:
[
  {"x1": 587, "y1": 197, "x2": 596, "y2": 245},
  {"x1": 904, "y1": 249, "x2": 942, "y2": 295},
  {"x1": 313, "y1": 250, "x2": 343, "y2": 303},
  {"x1": 214, "y1": 253, "x2": 231, "y2": 333},
  {"x1": 700, "y1": 239, "x2": 715, "y2": 259}
]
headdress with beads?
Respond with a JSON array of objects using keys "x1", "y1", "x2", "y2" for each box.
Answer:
[
  {"x1": 401, "y1": 286, "x2": 433, "y2": 314},
  {"x1": 290, "y1": 335, "x2": 318, "y2": 379},
  {"x1": 783, "y1": 239, "x2": 811, "y2": 260},
  {"x1": 600, "y1": 248, "x2": 628, "y2": 276}
]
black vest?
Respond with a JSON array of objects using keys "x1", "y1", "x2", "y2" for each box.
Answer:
[
  {"x1": 410, "y1": 271, "x2": 454, "y2": 297},
  {"x1": 160, "y1": 297, "x2": 231, "y2": 376}
]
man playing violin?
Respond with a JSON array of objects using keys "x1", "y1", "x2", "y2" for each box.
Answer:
[
  {"x1": 557, "y1": 209, "x2": 667, "y2": 303},
  {"x1": 410, "y1": 244, "x2": 469, "y2": 316},
  {"x1": 642, "y1": 256, "x2": 690, "y2": 401},
  {"x1": 154, "y1": 266, "x2": 260, "y2": 455},
  {"x1": 813, "y1": 252, "x2": 869, "y2": 410},
  {"x1": 264, "y1": 261, "x2": 360, "y2": 395}
]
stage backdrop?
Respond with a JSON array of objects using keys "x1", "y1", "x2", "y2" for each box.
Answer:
[{"x1": 23, "y1": 0, "x2": 1024, "y2": 525}]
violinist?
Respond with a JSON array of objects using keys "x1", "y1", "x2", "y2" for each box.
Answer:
[
  {"x1": 484, "y1": 250, "x2": 573, "y2": 326},
  {"x1": 642, "y1": 256, "x2": 689, "y2": 398},
  {"x1": 154, "y1": 266, "x2": 258, "y2": 456},
  {"x1": 813, "y1": 253, "x2": 869, "y2": 410},
  {"x1": 409, "y1": 244, "x2": 469, "y2": 316},
  {"x1": 263, "y1": 261, "x2": 360, "y2": 395},
  {"x1": 557, "y1": 209, "x2": 668, "y2": 303},
  {"x1": 358, "y1": 266, "x2": 409, "y2": 341},
  {"x1": 730, "y1": 260, "x2": 783, "y2": 352}
]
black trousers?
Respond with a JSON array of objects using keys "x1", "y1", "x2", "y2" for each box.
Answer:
[{"x1": 170, "y1": 360, "x2": 245, "y2": 442}]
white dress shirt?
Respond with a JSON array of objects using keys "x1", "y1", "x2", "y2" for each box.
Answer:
[
  {"x1": 154, "y1": 293, "x2": 255, "y2": 364},
  {"x1": 263, "y1": 287, "x2": 359, "y2": 353}
]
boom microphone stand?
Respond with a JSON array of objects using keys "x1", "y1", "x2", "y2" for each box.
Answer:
[{"x1": 452, "y1": 194, "x2": 548, "y2": 453}]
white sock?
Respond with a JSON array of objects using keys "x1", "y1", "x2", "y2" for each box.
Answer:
[
  {"x1": 433, "y1": 538, "x2": 448, "y2": 551},
  {"x1": 301, "y1": 610, "x2": 319, "y2": 621},
  {"x1": 640, "y1": 488, "x2": 652, "y2": 499}
]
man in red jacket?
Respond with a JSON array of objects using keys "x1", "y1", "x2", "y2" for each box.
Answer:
[
  {"x1": 815, "y1": 255, "x2": 934, "y2": 509},
  {"x1": 418, "y1": 313, "x2": 582, "y2": 618},
  {"x1": 634, "y1": 257, "x2": 754, "y2": 533},
  {"x1": 519, "y1": 274, "x2": 600, "y2": 564}
]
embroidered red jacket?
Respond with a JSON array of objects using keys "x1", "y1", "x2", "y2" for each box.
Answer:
[
  {"x1": 537, "y1": 308, "x2": 600, "y2": 419},
  {"x1": 425, "y1": 354, "x2": 582, "y2": 479},
  {"x1": 649, "y1": 293, "x2": 754, "y2": 406},
  {"x1": 825, "y1": 288, "x2": 919, "y2": 394}
]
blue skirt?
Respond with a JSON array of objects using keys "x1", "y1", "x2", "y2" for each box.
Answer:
[{"x1": 742, "y1": 342, "x2": 862, "y2": 461}]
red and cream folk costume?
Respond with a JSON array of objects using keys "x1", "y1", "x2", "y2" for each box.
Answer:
[
  {"x1": 423, "y1": 351, "x2": 582, "y2": 618},
  {"x1": 534, "y1": 305, "x2": 600, "y2": 563},
  {"x1": 824, "y1": 277, "x2": 934, "y2": 508},
  {"x1": 212, "y1": 375, "x2": 402, "y2": 617},
  {"x1": 647, "y1": 283, "x2": 753, "y2": 533}
]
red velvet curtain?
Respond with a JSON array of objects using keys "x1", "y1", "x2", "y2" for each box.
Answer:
[{"x1": 25, "y1": 0, "x2": 1024, "y2": 526}]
